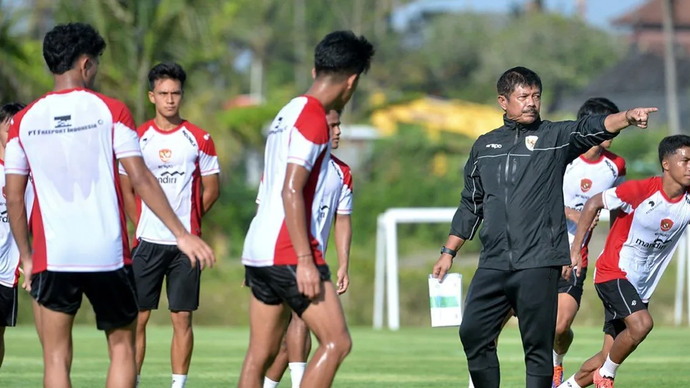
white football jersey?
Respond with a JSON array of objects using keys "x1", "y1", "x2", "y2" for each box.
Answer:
[
  {"x1": 242, "y1": 95, "x2": 331, "y2": 267},
  {"x1": 563, "y1": 150, "x2": 625, "y2": 266},
  {"x1": 119, "y1": 120, "x2": 220, "y2": 245},
  {"x1": 597, "y1": 177, "x2": 690, "y2": 302},
  {"x1": 5, "y1": 88, "x2": 140, "y2": 273}
]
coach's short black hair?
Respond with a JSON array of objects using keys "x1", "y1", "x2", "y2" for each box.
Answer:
[
  {"x1": 0, "y1": 103, "x2": 26, "y2": 123},
  {"x1": 497, "y1": 66, "x2": 542, "y2": 98},
  {"x1": 43, "y1": 23, "x2": 106, "y2": 75},
  {"x1": 577, "y1": 97, "x2": 620, "y2": 120},
  {"x1": 314, "y1": 30, "x2": 375, "y2": 76},
  {"x1": 659, "y1": 134, "x2": 690, "y2": 169},
  {"x1": 148, "y1": 62, "x2": 187, "y2": 91}
]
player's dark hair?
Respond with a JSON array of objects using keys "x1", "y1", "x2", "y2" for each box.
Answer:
[
  {"x1": 577, "y1": 97, "x2": 620, "y2": 120},
  {"x1": 659, "y1": 134, "x2": 690, "y2": 169},
  {"x1": 497, "y1": 66, "x2": 542, "y2": 98},
  {"x1": 314, "y1": 30, "x2": 375, "y2": 77},
  {"x1": 148, "y1": 62, "x2": 187, "y2": 91},
  {"x1": 43, "y1": 23, "x2": 106, "y2": 75},
  {"x1": 0, "y1": 102, "x2": 26, "y2": 123}
]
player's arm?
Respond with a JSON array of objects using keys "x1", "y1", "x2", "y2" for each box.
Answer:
[
  {"x1": 333, "y1": 213, "x2": 352, "y2": 294},
  {"x1": 118, "y1": 170, "x2": 138, "y2": 224},
  {"x1": 198, "y1": 133, "x2": 221, "y2": 216},
  {"x1": 201, "y1": 174, "x2": 220, "y2": 215},
  {"x1": 283, "y1": 114, "x2": 330, "y2": 299},
  {"x1": 4, "y1": 120, "x2": 33, "y2": 288},
  {"x1": 433, "y1": 145, "x2": 483, "y2": 281},
  {"x1": 564, "y1": 206, "x2": 581, "y2": 224},
  {"x1": 570, "y1": 193, "x2": 604, "y2": 272}
]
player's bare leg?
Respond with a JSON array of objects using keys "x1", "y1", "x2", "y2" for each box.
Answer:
[
  {"x1": 299, "y1": 281, "x2": 352, "y2": 388},
  {"x1": 238, "y1": 294, "x2": 291, "y2": 388},
  {"x1": 135, "y1": 310, "x2": 151, "y2": 375},
  {"x1": 553, "y1": 293, "x2": 579, "y2": 385},
  {"x1": 33, "y1": 299, "x2": 44, "y2": 346},
  {"x1": 39, "y1": 305, "x2": 75, "y2": 388},
  {"x1": 170, "y1": 311, "x2": 194, "y2": 379},
  {"x1": 286, "y1": 313, "x2": 311, "y2": 386},
  {"x1": 105, "y1": 320, "x2": 137, "y2": 388},
  {"x1": 562, "y1": 334, "x2": 614, "y2": 387},
  {"x1": 264, "y1": 335, "x2": 289, "y2": 384}
]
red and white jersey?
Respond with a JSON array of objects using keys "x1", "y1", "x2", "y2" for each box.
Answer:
[
  {"x1": 595, "y1": 177, "x2": 690, "y2": 302},
  {"x1": 5, "y1": 88, "x2": 141, "y2": 274},
  {"x1": 119, "y1": 120, "x2": 219, "y2": 245},
  {"x1": 563, "y1": 150, "x2": 626, "y2": 266},
  {"x1": 242, "y1": 95, "x2": 330, "y2": 267},
  {"x1": 0, "y1": 163, "x2": 34, "y2": 287},
  {"x1": 255, "y1": 155, "x2": 353, "y2": 255}
]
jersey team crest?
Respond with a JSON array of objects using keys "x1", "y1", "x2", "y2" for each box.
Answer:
[
  {"x1": 525, "y1": 135, "x2": 538, "y2": 151},
  {"x1": 660, "y1": 218, "x2": 674, "y2": 232},
  {"x1": 159, "y1": 149, "x2": 172, "y2": 163},
  {"x1": 580, "y1": 178, "x2": 592, "y2": 192}
]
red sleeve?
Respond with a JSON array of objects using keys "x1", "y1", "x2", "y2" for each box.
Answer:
[
  {"x1": 604, "y1": 177, "x2": 658, "y2": 212},
  {"x1": 605, "y1": 151, "x2": 626, "y2": 177},
  {"x1": 293, "y1": 99, "x2": 329, "y2": 145}
]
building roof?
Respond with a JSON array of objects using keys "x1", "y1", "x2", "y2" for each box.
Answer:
[{"x1": 612, "y1": 0, "x2": 690, "y2": 27}]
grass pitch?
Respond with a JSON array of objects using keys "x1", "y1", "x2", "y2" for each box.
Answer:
[{"x1": 2, "y1": 324, "x2": 689, "y2": 387}]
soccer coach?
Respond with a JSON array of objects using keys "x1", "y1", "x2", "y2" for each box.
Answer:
[{"x1": 432, "y1": 66, "x2": 657, "y2": 388}]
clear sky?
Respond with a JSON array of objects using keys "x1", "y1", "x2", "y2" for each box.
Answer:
[
  {"x1": 471, "y1": 0, "x2": 648, "y2": 28},
  {"x1": 392, "y1": 0, "x2": 649, "y2": 30}
]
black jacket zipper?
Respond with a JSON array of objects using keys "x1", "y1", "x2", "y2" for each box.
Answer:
[{"x1": 504, "y1": 127, "x2": 521, "y2": 271}]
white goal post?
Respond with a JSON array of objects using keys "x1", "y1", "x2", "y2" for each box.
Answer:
[{"x1": 373, "y1": 207, "x2": 690, "y2": 331}]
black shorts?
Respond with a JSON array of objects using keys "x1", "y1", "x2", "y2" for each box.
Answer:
[
  {"x1": 557, "y1": 266, "x2": 588, "y2": 306},
  {"x1": 244, "y1": 264, "x2": 331, "y2": 317},
  {"x1": 30, "y1": 267, "x2": 138, "y2": 331},
  {"x1": 0, "y1": 285, "x2": 17, "y2": 327},
  {"x1": 132, "y1": 240, "x2": 201, "y2": 312},
  {"x1": 594, "y1": 278, "x2": 649, "y2": 338}
]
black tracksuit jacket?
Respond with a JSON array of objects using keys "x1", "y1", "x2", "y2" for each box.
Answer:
[{"x1": 450, "y1": 114, "x2": 618, "y2": 270}]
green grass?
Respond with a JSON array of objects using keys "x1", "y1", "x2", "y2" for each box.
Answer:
[{"x1": 2, "y1": 324, "x2": 690, "y2": 387}]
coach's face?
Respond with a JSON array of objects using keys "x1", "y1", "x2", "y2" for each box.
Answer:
[
  {"x1": 665, "y1": 146, "x2": 690, "y2": 187},
  {"x1": 498, "y1": 84, "x2": 541, "y2": 125}
]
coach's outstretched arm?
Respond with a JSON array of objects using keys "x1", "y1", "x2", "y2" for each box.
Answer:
[
  {"x1": 120, "y1": 156, "x2": 215, "y2": 269},
  {"x1": 432, "y1": 146, "x2": 484, "y2": 281},
  {"x1": 565, "y1": 193, "x2": 604, "y2": 281},
  {"x1": 561, "y1": 107, "x2": 659, "y2": 162}
]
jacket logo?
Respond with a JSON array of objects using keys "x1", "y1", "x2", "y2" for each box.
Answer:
[
  {"x1": 159, "y1": 149, "x2": 172, "y2": 163},
  {"x1": 580, "y1": 178, "x2": 592, "y2": 192},
  {"x1": 660, "y1": 218, "x2": 674, "y2": 232},
  {"x1": 486, "y1": 143, "x2": 502, "y2": 149},
  {"x1": 525, "y1": 135, "x2": 538, "y2": 151}
]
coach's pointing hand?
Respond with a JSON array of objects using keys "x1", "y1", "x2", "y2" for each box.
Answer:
[
  {"x1": 177, "y1": 234, "x2": 216, "y2": 270},
  {"x1": 625, "y1": 107, "x2": 658, "y2": 129}
]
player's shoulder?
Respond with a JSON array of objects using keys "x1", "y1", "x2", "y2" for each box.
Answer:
[
  {"x1": 88, "y1": 90, "x2": 130, "y2": 113},
  {"x1": 602, "y1": 149, "x2": 626, "y2": 171},
  {"x1": 330, "y1": 155, "x2": 353, "y2": 184},
  {"x1": 181, "y1": 120, "x2": 212, "y2": 141},
  {"x1": 137, "y1": 120, "x2": 155, "y2": 135},
  {"x1": 288, "y1": 95, "x2": 326, "y2": 119},
  {"x1": 617, "y1": 176, "x2": 660, "y2": 197},
  {"x1": 330, "y1": 155, "x2": 351, "y2": 173}
]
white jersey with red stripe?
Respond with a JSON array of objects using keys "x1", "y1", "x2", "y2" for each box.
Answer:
[
  {"x1": 4, "y1": 88, "x2": 141, "y2": 274},
  {"x1": 0, "y1": 163, "x2": 34, "y2": 287},
  {"x1": 563, "y1": 150, "x2": 626, "y2": 267},
  {"x1": 595, "y1": 177, "x2": 690, "y2": 302},
  {"x1": 243, "y1": 95, "x2": 331, "y2": 267},
  {"x1": 255, "y1": 154, "x2": 353, "y2": 256},
  {"x1": 119, "y1": 120, "x2": 220, "y2": 245}
]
